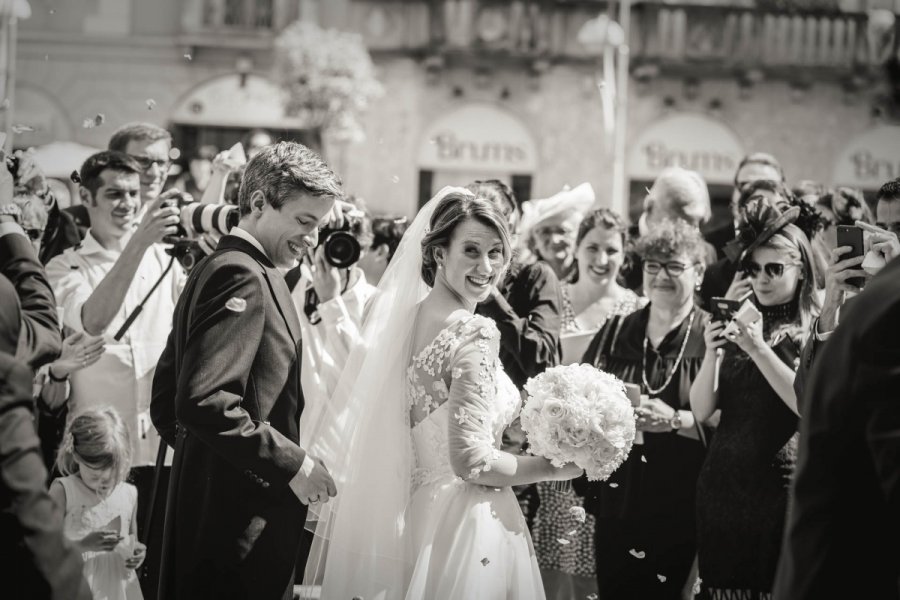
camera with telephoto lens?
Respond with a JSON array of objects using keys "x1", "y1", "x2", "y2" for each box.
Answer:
[
  {"x1": 317, "y1": 211, "x2": 363, "y2": 269},
  {"x1": 162, "y1": 196, "x2": 239, "y2": 271}
]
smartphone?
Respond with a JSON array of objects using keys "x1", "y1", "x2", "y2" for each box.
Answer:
[
  {"x1": 710, "y1": 297, "x2": 742, "y2": 323},
  {"x1": 836, "y1": 225, "x2": 865, "y2": 288}
]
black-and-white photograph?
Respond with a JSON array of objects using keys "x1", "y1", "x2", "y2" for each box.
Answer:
[{"x1": 1, "y1": 1, "x2": 898, "y2": 599}]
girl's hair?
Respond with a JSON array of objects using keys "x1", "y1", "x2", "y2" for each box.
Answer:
[
  {"x1": 569, "y1": 208, "x2": 629, "y2": 284},
  {"x1": 56, "y1": 407, "x2": 132, "y2": 486},
  {"x1": 755, "y1": 223, "x2": 821, "y2": 344},
  {"x1": 420, "y1": 191, "x2": 512, "y2": 287}
]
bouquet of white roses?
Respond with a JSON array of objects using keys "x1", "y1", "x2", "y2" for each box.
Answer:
[{"x1": 520, "y1": 363, "x2": 635, "y2": 481}]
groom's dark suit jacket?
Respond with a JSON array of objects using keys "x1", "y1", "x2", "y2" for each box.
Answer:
[
  {"x1": 151, "y1": 235, "x2": 308, "y2": 600},
  {"x1": 774, "y1": 255, "x2": 900, "y2": 600}
]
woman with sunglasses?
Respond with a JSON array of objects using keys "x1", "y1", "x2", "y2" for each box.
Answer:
[
  {"x1": 691, "y1": 207, "x2": 820, "y2": 600},
  {"x1": 575, "y1": 219, "x2": 709, "y2": 600}
]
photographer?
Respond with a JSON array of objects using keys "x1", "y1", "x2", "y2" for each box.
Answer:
[
  {"x1": 794, "y1": 181, "x2": 900, "y2": 402},
  {"x1": 289, "y1": 201, "x2": 377, "y2": 442},
  {"x1": 44, "y1": 151, "x2": 185, "y2": 590}
]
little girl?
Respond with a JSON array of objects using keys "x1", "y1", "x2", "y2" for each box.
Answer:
[{"x1": 49, "y1": 407, "x2": 145, "y2": 600}]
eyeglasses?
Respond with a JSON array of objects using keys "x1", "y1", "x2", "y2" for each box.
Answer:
[
  {"x1": 742, "y1": 261, "x2": 800, "y2": 279},
  {"x1": 642, "y1": 260, "x2": 694, "y2": 278},
  {"x1": 128, "y1": 154, "x2": 170, "y2": 172},
  {"x1": 25, "y1": 228, "x2": 43, "y2": 241}
]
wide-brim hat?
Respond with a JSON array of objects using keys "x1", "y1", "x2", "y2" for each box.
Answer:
[{"x1": 518, "y1": 182, "x2": 595, "y2": 238}]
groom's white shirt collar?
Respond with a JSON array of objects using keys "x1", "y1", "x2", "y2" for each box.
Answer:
[{"x1": 230, "y1": 226, "x2": 269, "y2": 260}]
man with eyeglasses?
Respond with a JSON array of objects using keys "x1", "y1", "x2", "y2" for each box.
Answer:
[
  {"x1": 705, "y1": 152, "x2": 786, "y2": 255},
  {"x1": 44, "y1": 123, "x2": 177, "y2": 263}
]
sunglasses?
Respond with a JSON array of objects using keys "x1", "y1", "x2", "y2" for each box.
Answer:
[
  {"x1": 742, "y1": 261, "x2": 800, "y2": 279},
  {"x1": 25, "y1": 228, "x2": 43, "y2": 241},
  {"x1": 128, "y1": 154, "x2": 171, "y2": 172},
  {"x1": 642, "y1": 260, "x2": 694, "y2": 278}
]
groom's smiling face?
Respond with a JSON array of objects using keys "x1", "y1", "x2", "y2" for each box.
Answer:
[{"x1": 250, "y1": 190, "x2": 335, "y2": 269}]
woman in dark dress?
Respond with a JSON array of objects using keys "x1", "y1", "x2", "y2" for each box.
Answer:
[
  {"x1": 576, "y1": 219, "x2": 709, "y2": 599},
  {"x1": 691, "y1": 205, "x2": 820, "y2": 600}
]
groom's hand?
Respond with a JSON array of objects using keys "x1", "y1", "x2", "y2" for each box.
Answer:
[{"x1": 289, "y1": 455, "x2": 337, "y2": 505}]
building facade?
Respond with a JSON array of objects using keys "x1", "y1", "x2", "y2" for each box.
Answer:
[{"x1": 7, "y1": 0, "x2": 900, "y2": 228}]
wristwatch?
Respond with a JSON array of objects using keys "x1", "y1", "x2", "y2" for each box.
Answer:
[
  {"x1": 669, "y1": 411, "x2": 683, "y2": 430},
  {"x1": 0, "y1": 204, "x2": 21, "y2": 222}
]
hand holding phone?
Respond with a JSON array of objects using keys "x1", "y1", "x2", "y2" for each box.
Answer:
[{"x1": 836, "y1": 225, "x2": 866, "y2": 289}]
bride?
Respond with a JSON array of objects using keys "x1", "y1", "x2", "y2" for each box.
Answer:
[{"x1": 301, "y1": 187, "x2": 583, "y2": 599}]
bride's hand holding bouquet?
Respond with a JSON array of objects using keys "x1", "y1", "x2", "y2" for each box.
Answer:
[{"x1": 520, "y1": 364, "x2": 636, "y2": 485}]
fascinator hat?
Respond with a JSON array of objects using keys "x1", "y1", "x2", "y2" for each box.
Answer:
[
  {"x1": 735, "y1": 201, "x2": 823, "y2": 289},
  {"x1": 518, "y1": 182, "x2": 596, "y2": 239}
]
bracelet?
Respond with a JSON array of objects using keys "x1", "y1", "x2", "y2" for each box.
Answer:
[{"x1": 47, "y1": 365, "x2": 69, "y2": 382}]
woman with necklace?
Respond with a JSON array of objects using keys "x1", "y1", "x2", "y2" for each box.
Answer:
[
  {"x1": 533, "y1": 208, "x2": 645, "y2": 600},
  {"x1": 575, "y1": 219, "x2": 709, "y2": 600},
  {"x1": 691, "y1": 206, "x2": 819, "y2": 600}
]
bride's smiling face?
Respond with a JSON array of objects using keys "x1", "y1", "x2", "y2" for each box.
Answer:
[{"x1": 435, "y1": 218, "x2": 507, "y2": 306}]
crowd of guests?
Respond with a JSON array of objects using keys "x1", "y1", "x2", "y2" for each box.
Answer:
[{"x1": 2, "y1": 119, "x2": 900, "y2": 600}]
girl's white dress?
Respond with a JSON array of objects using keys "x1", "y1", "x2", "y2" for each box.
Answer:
[
  {"x1": 405, "y1": 315, "x2": 545, "y2": 599},
  {"x1": 58, "y1": 475, "x2": 143, "y2": 600}
]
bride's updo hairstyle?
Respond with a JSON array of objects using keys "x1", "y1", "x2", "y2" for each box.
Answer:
[{"x1": 420, "y1": 191, "x2": 512, "y2": 287}]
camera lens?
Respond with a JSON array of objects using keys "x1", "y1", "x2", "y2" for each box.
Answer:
[{"x1": 323, "y1": 231, "x2": 361, "y2": 268}]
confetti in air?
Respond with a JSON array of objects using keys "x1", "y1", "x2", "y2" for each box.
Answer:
[
  {"x1": 556, "y1": 538, "x2": 571, "y2": 545},
  {"x1": 567, "y1": 529, "x2": 578, "y2": 536},
  {"x1": 390, "y1": 175, "x2": 400, "y2": 183},
  {"x1": 11, "y1": 124, "x2": 35, "y2": 134},
  {"x1": 609, "y1": 482, "x2": 619, "y2": 488},
  {"x1": 82, "y1": 114, "x2": 105, "y2": 129},
  {"x1": 587, "y1": 594, "x2": 599, "y2": 600},
  {"x1": 480, "y1": 557, "x2": 490, "y2": 566},
  {"x1": 146, "y1": 99, "x2": 157, "y2": 110},
  {"x1": 628, "y1": 549, "x2": 646, "y2": 559},
  {"x1": 641, "y1": 455, "x2": 647, "y2": 463},
  {"x1": 184, "y1": 53, "x2": 193, "y2": 61},
  {"x1": 657, "y1": 574, "x2": 667, "y2": 583},
  {"x1": 568, "y1": 506, "x2": 586, "y2": 523}
]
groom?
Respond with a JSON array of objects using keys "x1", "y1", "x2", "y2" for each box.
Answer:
[{"x1": 151, "y1": 142, "x2": 340, "y2": 599}]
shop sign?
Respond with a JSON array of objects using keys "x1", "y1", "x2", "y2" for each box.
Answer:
[
  {"x1": 419, "y1": 103, "x2": 537, "y2": 172},
  {"x1": 628, "y1": 113, "x2": 745, "y2": 185},
  {"x1": 833, "y1": 126, "x2": 900, "y2": 190}
]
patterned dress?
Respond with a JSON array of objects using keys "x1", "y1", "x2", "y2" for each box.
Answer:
[
  {"x1": 405, "y1": 314, "x2": 545, "y2": 598},
  {"x1": 532, "y1": 287, "x2": 645, "y2": 596},
  {"x1": 58, "y1": 475, "x2": 143, "y2": 600},
  {"x1": 696, "y1": 300, "x2": 802, "y2": 600}
]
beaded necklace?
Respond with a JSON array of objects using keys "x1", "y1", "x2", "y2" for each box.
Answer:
[{"x1": 641, "y1": 309, "x2": 696, "y2": 396}]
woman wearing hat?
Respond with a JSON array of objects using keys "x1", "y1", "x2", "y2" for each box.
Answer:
[
  {"x1": 691, "y1": 204, "x2": 820, "y2": 599},
  {"x1": 518, "y1": 184, "x2": 595, "y2": 281}
]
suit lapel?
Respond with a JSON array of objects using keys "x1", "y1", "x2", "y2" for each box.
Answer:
[
  {"x1": 262, "y1": 266, "x2": 302, "y2": 347},
  {"x1": 216, "y1": 235, "x2": 302, "y2": 346}
]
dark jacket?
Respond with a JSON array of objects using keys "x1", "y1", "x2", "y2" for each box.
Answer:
[
  {"x1": 0, "y1": 352, "x2": 91, "y2": 600},
  {"x1": 39, "y1": 202, "x2": 86, "y2": 265},
  {"x1": 477, "y1": 260, "x2": 562, "y2": 389},
  {"x1": 773, "y1": 256, "x2": 900, "y2": 600},
  {"x1": 150, "y1": 235, "x2": 308, "y2": 600},
  {"x1": 0, "y1": 231, "x2": 61, "y2": 369}
]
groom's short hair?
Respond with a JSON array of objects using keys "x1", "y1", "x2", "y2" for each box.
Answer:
[{"x1": 237, "y1": 141, "x2": 343, "y2": 216}]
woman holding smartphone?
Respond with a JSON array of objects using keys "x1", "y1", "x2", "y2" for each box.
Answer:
[
  {"x1": 691, "y1": 206, "x2": 820, "y2": 600},
  {"x1": 575, "y1": 219, "x2": 709, "y2": 600}
]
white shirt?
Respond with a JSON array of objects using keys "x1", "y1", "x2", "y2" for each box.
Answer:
[
  {"x1": 292, "y1": 265, "x2": 377, "y2": 448},
  {"x1": 45, "y1": 231, "x2": 186, "y2": 466},
  {"x1": 229, "y1": 226, "x2": 267, "y2": 258}
]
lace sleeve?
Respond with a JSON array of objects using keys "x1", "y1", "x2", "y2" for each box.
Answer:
[{"x1": 447, "y1": 318, "x2": 502, "y2": 481}]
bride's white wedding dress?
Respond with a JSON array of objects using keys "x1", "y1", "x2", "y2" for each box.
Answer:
[{"x1": 405, "y1": 314, "x2": 545, "y2": 599}]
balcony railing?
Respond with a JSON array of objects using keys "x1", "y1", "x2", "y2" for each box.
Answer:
[
  {"x1": 178, "y1": 0, "x2": 889, "y2": 74},
  {"x1": 630, "y1": 4, "x2": 879, "y2": 72}
]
